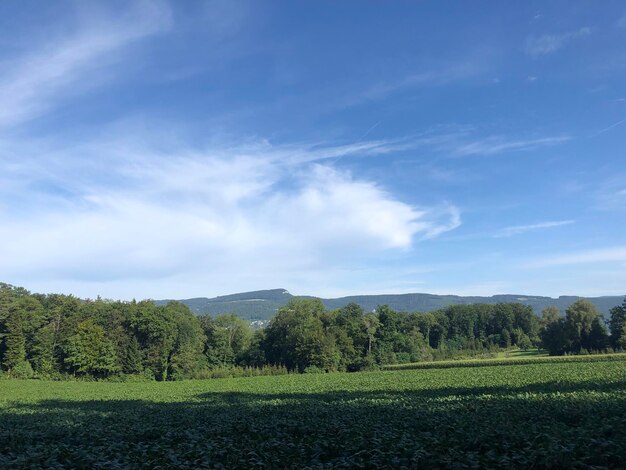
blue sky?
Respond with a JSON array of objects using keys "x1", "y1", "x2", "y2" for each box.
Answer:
[{"x1": 1, "y1": 1, "x2": 625, "y2": 300}]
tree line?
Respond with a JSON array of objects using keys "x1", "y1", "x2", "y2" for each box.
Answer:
[{"x1": 1, "y1": 283, "x2": 624, "y2": 380}]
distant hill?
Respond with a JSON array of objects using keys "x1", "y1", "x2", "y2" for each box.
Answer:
[
  {"x1": 156, "y1": 289, "x2": 625, "y2": 321},
  {"x1": 155, "y1": 289, "x2": 294, "y2": 320}
]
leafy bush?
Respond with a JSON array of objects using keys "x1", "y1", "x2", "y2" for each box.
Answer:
[
  {"x1": 10, "y1": 361, "x2": 34, "y2": 379},
  {"x1": 107, "y1": 373, "x2": 155, "y2": 383}
]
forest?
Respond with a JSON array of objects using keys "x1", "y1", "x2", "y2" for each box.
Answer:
[{"x1": 1, "y1": 282, "x2": 625, "y2": 380}]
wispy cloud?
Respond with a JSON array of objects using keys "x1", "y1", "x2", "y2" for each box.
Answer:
[
  {"x1": 525, "y1": 246, "x2": 626, "y2": 268},
  {"x1": 360, "y1": 62, "x2": 484, "y2": 101},
  {"x1": 525, "y1": 27, "x2": 591, "y2": 58},
  {"x1": 592, "y1": 176, "x2": 626, "y2": 211},
  {"x1": 590, "y1": 117, "x2": 626, "y2": 137},
  {"x1": 495, "y1": 220, "x2": 574, "y2": 238},
  {"x1": 0, "y1": 1, "x2": 171, "y2": 128},
  {"x1": 343, "y1": 129, "x2": 572, "y2": 160},
  {"x1": 454, "y1": 135, "x2": 570, "y2": 156},
  {"x1": 0, "y1": 131, "x2": 461, "y2": 298},
  {"x1": 340, "y1": 49, "x2": 496, "y2": 108}
]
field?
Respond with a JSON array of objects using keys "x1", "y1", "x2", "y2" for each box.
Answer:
[
  {"x1": 1, "y1": 357, "x2": 626, "y2": 468},
  {"x1": 382, "y1": 351, "x2": 626, "y2": 370}
]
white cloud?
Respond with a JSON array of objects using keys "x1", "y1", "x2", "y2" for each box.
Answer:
[
  {"x1": 0, "y1": 6, "x2": 466, "y2": 299},
  {"x1": 0, "y1": 135, "x2": 461, "y2": 298},
  {"x1": 495, "y1": 220, "x2": 574, "y2": 238},
  {"x1": 0, "y1": 1, "x2": 171, "y2": 128},
  {"x1": 525, "y1": 246, "x2": 626, "y2": 268},
  {"x1": 525, "y1": 27, "x2": 591, "y2": 58}
]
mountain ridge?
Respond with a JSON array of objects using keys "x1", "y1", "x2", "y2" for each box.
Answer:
[{"x1": 155, "y1": 289, "x2": 625, "y2": 321}]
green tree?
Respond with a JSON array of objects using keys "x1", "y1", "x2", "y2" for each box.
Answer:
[
  {"x1": 31, "y1": 324, "x2": 57, "y2": 376},
  {"x1": 565, "y1": 299, "x2": 607, "y2": 352},
  {"x1": 416, "y1": 313, "x2": 436, "y2": 347},
  {"x1": 3, "y1": 310, "x2": 27, "y2": 375},
  {"x1": 541, "y1": 318, "x2": 569, "y2": 355},
  {"x1": 204, "y1": 314, "x2": 252, "y2": 367},
  {"x1": 131, "y1": 301, "x2": 177, "y2": 380},
  {"x1": 541, "y1": 306, "x2": 560, "y2": 325},
  {"x1": 167, "y1": 302, "x2": 206, "y2": 380},
  {"x1": 618, "y1": 324, "x2": 626, "y2": 350},
  {"x1": 363, "y1": 313, "x2": 380, "y2": 356},
  {"x1": 65, "y1": 320, "x2": 119, "y2": 377},
  {"x1": 264, "y1": 298, "x2": 337, "y2": 372},
  {"x1": 0, "y1": 288, "x2": 44, "y2": 375},
  {"x1": 239, "y1": 329, "x2": 267, "y2": 367},
  {"x1": 588, "y1": 317, "x2": 609, "y2": 351},
  {"x1": 500, "y1": 329, "x2": 511, "y2": 348},
  {"x1": 609, "y1": 298, "x2": 626, "y2": 349}
]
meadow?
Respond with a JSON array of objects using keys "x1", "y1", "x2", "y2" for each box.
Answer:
[{"x1": 1, "y1": 356, "x2": 626, "y2": 468}]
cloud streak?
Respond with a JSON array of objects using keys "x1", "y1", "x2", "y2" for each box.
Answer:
[
  {"x1": 590, "y1": 118, "x2": 626, "y2": 137},
  {"x1": 454, "y1": 135, "x2": 570, "y2": 156},
  {"x1": 494, "y1": 220, "x2": 574, "y2": 238},
  {"x1": 525, "y1": 27, "x2": 591, "y2": 58},
  {"x1": 0, "y1": 1, "x2": 171, "y2": 128}
]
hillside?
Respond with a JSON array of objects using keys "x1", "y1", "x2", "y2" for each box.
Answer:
[{"x1": 156, "y1": 289, "x2": 624, "y2": 321}]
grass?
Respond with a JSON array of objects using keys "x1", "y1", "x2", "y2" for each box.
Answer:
[
  {"x1": 1, "y1": 357, "x2": 626, "y2": 468},
  {"x1": 495, "y1": 347, "x2": 548, "y2": 358}
]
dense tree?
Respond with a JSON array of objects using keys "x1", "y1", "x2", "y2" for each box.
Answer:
[
  {"x1": 0, "y1": 282, "x2": 622, "y2": 380},
  {"x1": 64, "y1": 320, "x2": 119, "y2": 377},
  {"x1": 131, "y1": 301, "x2": 177, "y2": 380},
  {"x1": 565, "y1": 300, "x2": 608, "y2": 353},
  {"x1": 541, "y1": 300, "x2": 609, "y2": 355},
  {"x1": 203, "y1": 314, "x2": 252, "y2": 367},
  {"x1": 3, "y1": 311, "x2": 27, "y2": 375},
  {"x1": 542, "y1": 306, "x2": 560, "y2": 325},
  {"x1": 264, "y1": 298, "x2": 339, "y2": 372},
  {"x1": 541, "y1": 319, "x2": 569, "y2": 356},
  {"x1": 609, "y1": 298, "x2": 626, "y2": 349}
]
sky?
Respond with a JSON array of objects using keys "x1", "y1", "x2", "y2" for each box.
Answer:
[{"x1": 0, "y1": 1, "x2": 625, "y2": 300}]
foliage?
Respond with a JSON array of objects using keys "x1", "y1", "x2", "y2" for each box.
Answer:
[
  {"x1": 541, "y1": 300, "x2": 610, "y2": 355},
  {"x1": 609, "y1": 298, "x2": 626, "y2": 349},
  {"x1": 1, "y1": 282, "x2": 624, "y2": 381},
  {"x1": 9, "y1": 360, "x2": 34, "y2": 379},
  {"x1": 64, "y1": 320, "x2": 119, "y2": 378}
]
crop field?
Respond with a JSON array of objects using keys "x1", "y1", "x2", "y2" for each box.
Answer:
[
  {"x1": 1, "y1": 357, "x2": 626, "y2": 468},
  {"x1": 382, "y1": 351, "x2": 626, "y2": 371}
]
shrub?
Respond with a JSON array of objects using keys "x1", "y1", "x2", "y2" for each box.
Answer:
[
  {"x1": 303, "y1": 365, "x2": 324, "y2": 374},
  {"x1": 10, "y1": 361, "x2": 34, "y2": 379}
]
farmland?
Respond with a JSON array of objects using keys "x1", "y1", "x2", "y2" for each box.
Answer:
[{"x1": 2, "y1": 356, "x2": 626, "y2": 468}]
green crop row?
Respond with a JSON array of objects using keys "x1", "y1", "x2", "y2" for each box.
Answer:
[
  {"x1": 381, "y1": 351, "x2": 626, "y2": 371},
  {"x1": 1, "y1": 359, "x2": 625, "y2": 468}
]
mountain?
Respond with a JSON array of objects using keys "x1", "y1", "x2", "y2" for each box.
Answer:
[
  {"x1": 156, "y1": 289, "x2": 625, "y2": 321},
  {"x1": 155, "y1": 289, "x2": 294, "y2": 320}
]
